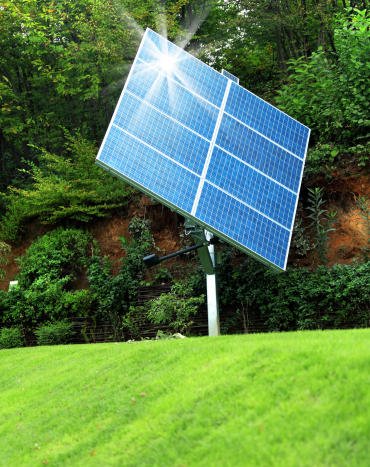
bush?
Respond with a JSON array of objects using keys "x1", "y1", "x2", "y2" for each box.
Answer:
[
  {"x1": 0, "y1": 241, "x2": 10, "y2": 279},
  {"x1": 0, "y1": 327, "x2": 24, "y2": 349},
  {"x1": 122, "y1": 305, "x2": 150, "y2": 340},
  {"x1": 17, "y1": 228, "x2": 92, "y2": 289},
  {"x1": 259, "y1": 264, "x2": 370, "y2": 331},
  {"x1": 88, "y1": 217, "x2": 156, "y2": 340},
  {"x1": 1, "y1": 229, "x2": 93, "y2": 333},
  {"x1": 217, "y1": 253, "x2": 370, "y2": 333},
  {"x1": 148, "y1": 281, "x2": 204, "y2": 334},
  {"x1": 35, "y1": 321, "x2": 73, "y2": 346},
  {"x1": 2, "y1": 280, "x2": 92, "y2": 334}
]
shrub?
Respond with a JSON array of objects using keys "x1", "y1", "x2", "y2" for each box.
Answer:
[
  {"x1": 17, "y1": 228, "x2": 92, "y2": 289},
  {"x1": 0, "y1": 327, "x2": 24, "y2": 349},
  {"x1": 35, "y1": 321, "x2": 73, "y2": 346},
  {"x1": 148, "y1": 281, "x2": 204, "y2": 334},
  {"x1": 88, "y1": 217, "x2": 156, "y2": 340},
  {"x1": 0, "y1": 228, "x2": 93, "y2": 333},
  {"x1": 0, "y1": 241, "x2": 10, "y2": 279},
  {"x1": 217, "y1": 254, "x2": 370, "y2": 333},
  {"x1": 122, "y1": 305, "x2": 150, "y2": 340},
  {"x1": 257, "y1": 262, "x2": 370, "y2": 331},
  {"x1": 2, "y1": 279, "x2": 92, "y2": 334}
]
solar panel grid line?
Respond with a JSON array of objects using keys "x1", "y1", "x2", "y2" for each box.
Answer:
[
  {"x1": 137, "y1": 29, "x2": 228, "y2": 107},
  {"x1": 100, "y1": 127, "x2": 200, "y2": 213},
  {"x1": 97, "y1": 155, "x2": 281, "y2": 269},
  {"x1": 221, "y1": 69, "x2": 239, "y2": 84},
  {"x1": 111, "y1": 123, "x2": 200, "y2": 177},
  {"x1": 223, "y1": 110, "x2": 304, "y2": 161},
  {"x1": 124, "y1": 89, "x2": 211, "y2": 144},
  {"x1": 283, "y1": 126, "x2": 311, "y2": 270},
  {"x1": 127, "y1": 62, "x2": 219, "y2": 140},
  {"x1": 114, "y1": 93, "x2": 209, "y2": 174},
  {"x1": 213, "y1": 143, "x2": 297, "y2": 195},
  {"x1": 205, "y1": 180, "x2": 290, "y2": 232},
  {"x1": 216, "y1": 115, "x2": 303, "y2": 192},
  {"x1": 225, "y1": 83, "x2": 309, "y2": 158},
  {"x1": 135, "y1": 57, "x2": 221, "y2": 111},
  {"x1": 195, "y1": 185, "x2": 289, "y2": 268},
  {"x1": 96, "y1": 28, "x2": 310, "y2": 270},
  {"x1": 206, "y1": 148, "x2": 295, "y2": 228},
  {"x1": 191, "y1": 79, "x2": 232, "y2": 216}
]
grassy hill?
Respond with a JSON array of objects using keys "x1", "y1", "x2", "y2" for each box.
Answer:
[{"x1": 1, "y1": 330, "x2": 369, "y2": 466}]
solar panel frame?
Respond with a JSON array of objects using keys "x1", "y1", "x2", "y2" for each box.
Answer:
[{"x1": 96, "y1": 28, "x2": 310, "y2": 271}]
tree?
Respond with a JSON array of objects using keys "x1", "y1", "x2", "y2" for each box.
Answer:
[
  {"x1": 195, "y1": 0, "x2": 348, "y2": 95},
  {"x1": 276, "y1": 8, "x2": 370, "y2": 146},
  {"x1": 0, "y1": 0, "x2": 138, "y2": 190}
]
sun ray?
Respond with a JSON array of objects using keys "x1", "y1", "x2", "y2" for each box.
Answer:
[{"x1": 175, "y1": 6, "x2": 211, "y2": 50}]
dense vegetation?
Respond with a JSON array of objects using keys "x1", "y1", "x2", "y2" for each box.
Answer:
[{"x1": 0, "y1": 1, "x2": 369, "y2": 344}]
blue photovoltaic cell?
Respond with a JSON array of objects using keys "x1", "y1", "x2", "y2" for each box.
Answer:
[
  {"x1": 216, "y1": 114, "x2": 302, "y2": 192},
  {"x1": 114, "y1": 93, "x2": 209, "y2": 175},
  {"x1": 127, "y1": 62, "x2": 218, "y2": 140},
  {"x1": 207, "y1": 148, "x2": 296, "y2": 228},
  {"x1": 225, "y1": 83, "x2": 309, "y2": 159},
  {"x1": 96, "y1": 28, "x2": 310, "y2": 270},
  {"x1": 100, "y1": 126, "x2": 199, "y2": 213},
  {"x1": 196, "y1": 183, "x2": 290, "y2": 269},
  {"x1": 138, "y1": 30, "x2": 228, "y2": 108}
]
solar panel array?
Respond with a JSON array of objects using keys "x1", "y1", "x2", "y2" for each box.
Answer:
[{"x1": 96, "y1": 28, "x2": 310, "y2": 270}]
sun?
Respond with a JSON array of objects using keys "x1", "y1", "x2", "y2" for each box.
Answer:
[{"x1": 159, "y1": 53, "x2": 177, "y2": 74}]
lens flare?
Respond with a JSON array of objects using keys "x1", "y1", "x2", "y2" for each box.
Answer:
[{"x1": 160, "y1": 53, "x2": 177, "y2": 74}]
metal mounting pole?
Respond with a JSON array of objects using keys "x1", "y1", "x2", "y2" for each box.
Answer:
[
  {"x1": 148, "y1": 220, "x2": 221, "y2": 337},
  {"x1": 205, "y1": 230, "x2": 220, "y2": 336}
]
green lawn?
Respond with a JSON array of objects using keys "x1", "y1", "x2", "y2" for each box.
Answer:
[{"x1": 0, "y1": 330, "x2": 369, "y2": 466}]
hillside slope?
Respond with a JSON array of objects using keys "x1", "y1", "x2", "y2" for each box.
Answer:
[
  {"x1": 1, "y1": 330, "x2": 369, "y2": 466},
  {"x1": 1, "y1": 167, "x2": 369, "y2": 291}
]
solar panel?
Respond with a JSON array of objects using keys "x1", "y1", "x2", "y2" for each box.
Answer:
[{"x1": 96, "y1": 28, "x2": 310, "y2": 270}]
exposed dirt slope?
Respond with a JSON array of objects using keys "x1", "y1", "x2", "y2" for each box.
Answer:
[{"x1": 1, "y1": 170, "x2": 368, "y2": 291}]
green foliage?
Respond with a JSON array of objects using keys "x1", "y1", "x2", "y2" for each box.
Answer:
[
  {"x1": 153, "y1": 267, "x2": 173, "y2": 284},
  {"x1": 218, "y1": 255, "x2": 370, "y2": 333},
  {"x1": 0, "y1": 134, "x2": 131, "y2": 242},
  {"x1": 307, "y1": 187, "x2": 336, "y2": 264},
  {"x1": 0, "y1": 327, "x2": 24, "y2": 349},
  {"x1": 3, "y1": 279, "x2": 92, "y2": 334},
  {"x1": 260, "y1": 262, "x2": 370, "y2": 331},
  {"x1": 1, "y1": 229, "x2": 92, "y2": 332},
  {"x1": 292, "y1": 218, "x2": 312, "y2": 257},
  {"x1": 88, "y1": 217, "x2": 155, "y2": 340},
  {"x1": 0, "y1": 241, "x2": 10, "y2": 279},
  {"x1": 197, "y1": 0, "x2": 342, "y2": 96},
  {"x1": 35, "y1": 321, "x2": 73, "y2": 346},
  {"x1": 17, "y1": 228, "x2": 91, "y2": 288},
  {"x1": 277, "y1": 8, "x2": 369, "y2": 163},
  {"x1": 0, "y1": 0, "x2": 138, "y2": 189},
  {"x1": 148, "y1": 281, "x2": 204, "y2": 334},
  {"x1": 122, "y1": 305, "x2": 150, "y2": 340}
]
